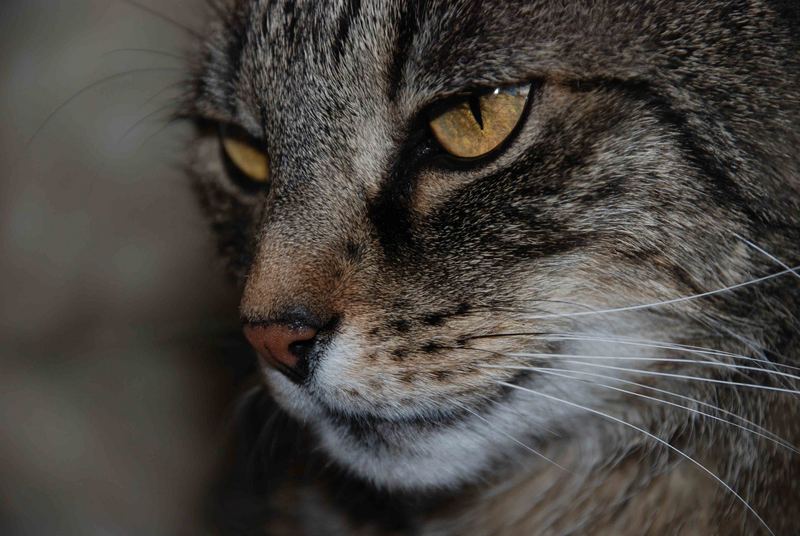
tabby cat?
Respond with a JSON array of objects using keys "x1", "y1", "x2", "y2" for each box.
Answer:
[{"x1": 186, "y1": 1, "x2": 800, "y2": 534}]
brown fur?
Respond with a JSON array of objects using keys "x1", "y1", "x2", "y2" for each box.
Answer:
[{"x1": 188, "y1": 1, "x2": 800, "y2": 534}]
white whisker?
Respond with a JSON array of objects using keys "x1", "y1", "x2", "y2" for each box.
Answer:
[
  {"x1": 734, "y1": 233, "x2": 800, "y2": 282},
  {"x1": 496, "y1": 381, "x2": 775, "y2": 536},
  {"x1": 530, "y1": 332, "x2": 800, "y2": 373},
  {"x1": 481, "y1": 350, "x2": 799, "y2": 451},
  {"x1": 503, "y1": 352, "x2": 800, "y2": 382},
  {"x1": 482, "y1": 363, "x2": 800, "y2": 396},
  {"x1": 452, "y1": 401, "x2": 572, "y2": 474},
  {"x1": 523, "y1": 265, "x2": 800, "y2": 321},
  {"x1": 527, "y1": 366, "x2": 799, "y2": 454}
]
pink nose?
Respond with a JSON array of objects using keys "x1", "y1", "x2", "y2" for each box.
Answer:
[{"x1": 243, "y1": 323, "x2": 318, "y2": 380}]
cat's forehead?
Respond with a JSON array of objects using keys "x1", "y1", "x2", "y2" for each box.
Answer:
[
  {"x1": 218, "y1": 1, "x2": 485, "y2": 121},
  {"x1": 202, "y1": 0, "x2": 663, "y2": 129}
]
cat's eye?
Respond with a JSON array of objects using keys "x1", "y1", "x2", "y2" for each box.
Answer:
[
  {"x1": 429, "y1": 84, "x2": 530, "y2": 159},
  {"x1": 219, "y1": 126, "x2": 270, "y2": 186}
]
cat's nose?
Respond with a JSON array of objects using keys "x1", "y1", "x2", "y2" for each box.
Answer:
[{"x1": 243, "y1": 321, "x2": 319, "y2": 383}]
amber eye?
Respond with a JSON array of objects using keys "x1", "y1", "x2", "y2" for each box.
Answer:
[
  {"x1": 429, "y1": 84, "x2": 530, "y2": 159},
  {"x1": 219, "y1": 126, "x2": 270, "y2": 185}
]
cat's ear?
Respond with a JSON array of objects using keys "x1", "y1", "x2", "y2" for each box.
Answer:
[{"x1": 429, "y1": 84, "x2": 530, "y2": 159}]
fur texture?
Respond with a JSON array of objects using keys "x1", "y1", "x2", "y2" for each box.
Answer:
[{"x1": 187, "y1": 1, "x2": 800, "y2": 534}]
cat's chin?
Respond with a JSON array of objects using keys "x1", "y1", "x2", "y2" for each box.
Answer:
[{"x1": 264, "y1": 369, "x2": 555, "y2": 491}]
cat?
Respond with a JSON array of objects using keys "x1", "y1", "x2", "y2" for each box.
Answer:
[{"x1": 185, "y1": 1, "x2": 800, "y2": 534}]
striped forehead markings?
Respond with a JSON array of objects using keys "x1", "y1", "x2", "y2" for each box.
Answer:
[{"x1": 331, "y1": 0, "x2": 364, "y2": 64}]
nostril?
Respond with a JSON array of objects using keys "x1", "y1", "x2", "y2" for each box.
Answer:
[
  {"x1": 288, "y1": 338, "x2": 316, "y2": 360},
  {"x1": 242, "y1": 321, "x2": 319, "y2": 383}
]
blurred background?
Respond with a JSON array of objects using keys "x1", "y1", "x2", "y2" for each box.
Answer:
[{"x1": 1, "y1": 1, "x2": 248, "y2": 534}]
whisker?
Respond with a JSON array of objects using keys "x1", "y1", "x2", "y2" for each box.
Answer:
[
  {"x1": 118, "y1": 0, "x2": 202, "y2": 38},
  {"x1": 140, "y1": 80, "x2": 191, "y2": 107},
  {"x1": 451, "y1": 401, "x2": 571, "y2": 473},
  {"x1": 101, "y1": 48, "x2": 187, "y2": 62},
  {"x1": 567, "y1": 368, "x2": 793, "y2": 452},
  {"x1": 528, "y1": 367, "x2": 800, "y2": 454},
  {"x1": 734, "y1": 233, "x2": 800, "y2": 282},
  {"x1": 527, "y1": 333, "x2": 800, "y2": 373},
  {"x1": 455, "y1": 346, "x2": 796, "y2": 451},
  {"x1": 495, "y1": 381, "x2": 775, "y2": 536},
  {"x1": 133, "y1": 116, "x2": 185, "y2": 151},
  {"x1": 503, "y1": 352, "x2": 800, "y2": 382},
  {"x1": 731, "y1": 236, "x2": 800, "y2": 357},
  {"x1": 464, "y1": 330, "x2": 799, "y2": 378},
  {"x1": 119, "y1": 101, "x2": 181, "y2": 142},
  {"x1": 482, "y1": 363, "x2": 800, "y2": 396},
  {"x1": 521, "y1": 265, "x2": 800, "y2": 321},
  {"x1": 463, "y1": 328, "x2": 800, "y2": 394},
  {"x1": 25, "y1": 67, "x2": 185, "y2": 149},
  {"x1": 714, "y1": 325, "x2": 799, "y2": 385}
]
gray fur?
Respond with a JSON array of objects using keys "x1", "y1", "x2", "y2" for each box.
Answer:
[{"x1": 187, "y1": 1, "x2": 800, "y2": 534}]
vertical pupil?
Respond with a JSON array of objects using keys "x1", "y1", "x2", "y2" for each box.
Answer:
[{"x1": 468, "y1": 95, "x2": 484, "y2": 130}]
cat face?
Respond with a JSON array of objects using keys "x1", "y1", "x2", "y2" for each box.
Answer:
[{"x1": 188, "y1": 1, "x2": 800, "y2": 490}]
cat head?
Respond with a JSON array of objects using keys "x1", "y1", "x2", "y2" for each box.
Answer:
[{"x1": 187, "y1": 0, "x2": 800, "y2": 490}]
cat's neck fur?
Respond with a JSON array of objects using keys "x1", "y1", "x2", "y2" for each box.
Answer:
[
  {"x1": 265, "y1": 428, "x2": 721, "y2": 536},
  {"x1": 244, "y1": 349, "x2": 799, "y2": 536}
]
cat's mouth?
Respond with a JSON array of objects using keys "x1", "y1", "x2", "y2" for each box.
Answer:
[
  {"x1": 268, "y1": 366, "x2": 535, "y2": 440},
  {"x1": 265, "y1": 366, "x2": 551, "y2": 489},
  {"x1": 318, "y1": 397, "x2": 467, "y2": 430}
]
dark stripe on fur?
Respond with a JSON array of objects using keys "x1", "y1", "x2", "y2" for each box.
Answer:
[
  {"x1": 388, "y1": 1, "x2": 425, "y2": 101},
  {"x1": 332, "y1": 0, "x2": 362, "y2": 64}
]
